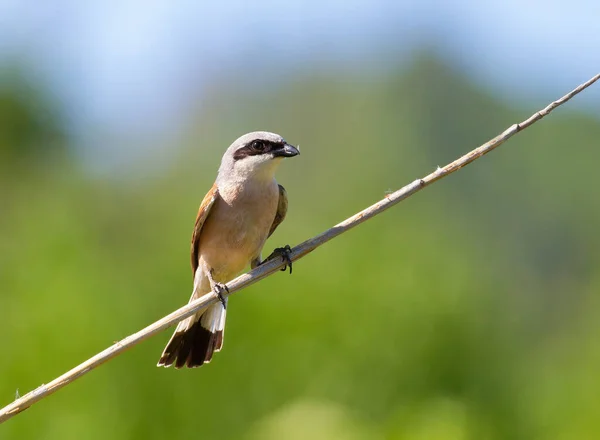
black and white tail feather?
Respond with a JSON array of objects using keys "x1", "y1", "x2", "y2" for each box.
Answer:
[{"x1": 157, "y1": 283, "x2": 227, "y2": 369}]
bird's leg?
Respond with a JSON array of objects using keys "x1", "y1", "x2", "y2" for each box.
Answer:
[
  {"x1": 263, "y1": 245, "x2": 293, "y2": 274},
  {"x1": 207, "y1": 268, "x2": 228, "y2": 309}
]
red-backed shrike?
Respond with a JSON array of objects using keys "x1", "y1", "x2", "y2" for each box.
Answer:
[{"x1": 157, "y1": 131, "x2": 299, "y2": 368}]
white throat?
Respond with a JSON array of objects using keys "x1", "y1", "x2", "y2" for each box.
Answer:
[{"x1": 217, "y1": 156, "x2": 283, "y2": 187}]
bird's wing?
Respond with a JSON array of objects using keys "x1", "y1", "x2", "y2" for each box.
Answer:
[
  {"x1": 190, "y1": 183, "x2": 219, "y2": 274},
  {"x1": 268, "y1": 184, "x2": 288, "y2": 238}
]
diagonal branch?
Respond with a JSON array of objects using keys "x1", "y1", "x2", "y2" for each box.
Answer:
[{"x1": 1, "y1": 72, "x2": 599, "y2": 424}]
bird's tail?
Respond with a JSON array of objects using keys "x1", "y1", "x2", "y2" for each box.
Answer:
[{"x1": 157, "y1": 299, "x2": 227, "y2": 368}]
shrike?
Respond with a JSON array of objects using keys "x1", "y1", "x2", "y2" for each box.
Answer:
[{"x1": 157, "y1": 131, "x2": 299, "y2": 368}]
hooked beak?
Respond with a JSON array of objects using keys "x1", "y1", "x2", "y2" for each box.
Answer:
[{"x1": 273, "y1": 142, "x2": 300, "y2": 158}]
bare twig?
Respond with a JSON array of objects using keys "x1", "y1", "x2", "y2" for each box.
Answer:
[{"x1": 1, "y1": 73, "x2": 598, "y2": 424}]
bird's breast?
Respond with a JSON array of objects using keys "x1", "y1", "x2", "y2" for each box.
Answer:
[{"x1": 198, "y1": 181, "x2": 279, "y2": 279}]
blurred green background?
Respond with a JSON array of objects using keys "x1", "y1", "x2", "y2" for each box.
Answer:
[{"x1": 2, "y1": 3, "x2": 600, "y2": 439}]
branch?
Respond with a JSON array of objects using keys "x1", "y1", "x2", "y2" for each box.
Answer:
[{"x1": 1, "y1": 73, "x2": 598, "y2": 424}]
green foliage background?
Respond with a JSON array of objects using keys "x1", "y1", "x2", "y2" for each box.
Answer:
[{"x1": 2, "y1": 56, "x2": 600, "y2": 439}]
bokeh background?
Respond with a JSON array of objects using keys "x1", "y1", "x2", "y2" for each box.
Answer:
[{"x1": 1, "y1": 1, "x2": 600, "y2": 439}]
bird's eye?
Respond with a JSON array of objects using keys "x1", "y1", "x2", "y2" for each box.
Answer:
[{"x1": 250, "y1": 140, "x2": 265, "y2": 151}]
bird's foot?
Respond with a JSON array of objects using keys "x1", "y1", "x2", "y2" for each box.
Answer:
[
  {"x1": 207, "y1": 268, "x2": 229, "y2": 308},
  {"x1": 212, "y1": 282, "x2": 229, "y2": 309},
  {"x1": 264, "y1": 245, "x2": 293, "y2": 274}
]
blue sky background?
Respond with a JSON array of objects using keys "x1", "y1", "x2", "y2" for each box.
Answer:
[{"x1": 0, "y1": 0, "x2": 598, "y2": 165}]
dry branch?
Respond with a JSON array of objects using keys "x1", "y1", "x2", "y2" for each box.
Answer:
[{"x1": 1, "y1": 72, "x2": 599, "y2": 424}]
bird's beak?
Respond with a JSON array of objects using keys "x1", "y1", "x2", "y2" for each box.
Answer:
[{"x1": 274, "y1": 143, "x2": 300, "y2": 158}]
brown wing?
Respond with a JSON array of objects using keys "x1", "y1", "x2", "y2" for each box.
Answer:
[
  {"x1": 268, "y1": 184, "x2": 288, "y2": 238},
  {"x1": 190, "y1": 183, "x2": 219, "y2": 274}
]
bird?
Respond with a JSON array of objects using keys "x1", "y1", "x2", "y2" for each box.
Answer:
[{"x1": 157, "y1": 131, "x2": 299, "y2": 368}]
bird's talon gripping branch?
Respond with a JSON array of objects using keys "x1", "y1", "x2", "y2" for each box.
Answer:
[
  {"x1": 206, "y1": 267, "x2": 229, "y2": 308},
  {"x1": 265, "y1": 245, "x2": 293, "y2": 274},
  {"x1": 213, "y1": 282, "x2": 229, "y2": 308}
]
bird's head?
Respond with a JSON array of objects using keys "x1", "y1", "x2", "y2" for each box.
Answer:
[{"x1": 218, "y1": 131, "x2": 299, "y2": 184}]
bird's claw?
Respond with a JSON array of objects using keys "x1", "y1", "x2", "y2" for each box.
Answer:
[
  {"x1": 266, "y1": 245, "x2": 293, "y2": 274},
  {"x1": 213, "y1": 282, "x2": 229, "y2": 308}
]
